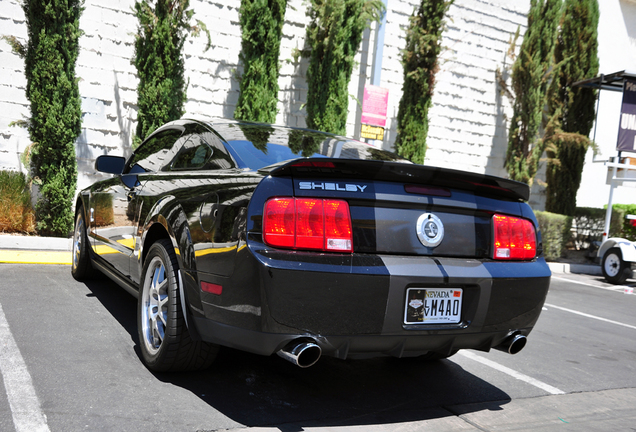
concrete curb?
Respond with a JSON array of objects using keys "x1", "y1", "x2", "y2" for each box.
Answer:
[
  {"x1": 0, "y1": 234, "x2": 73, "y2": 265},
  {"x1": 547, "y1": 262, "x2": 602, "y2": 276},
  {"x1": 0, "y1": 234, "x2": 72, "y2": 251}
]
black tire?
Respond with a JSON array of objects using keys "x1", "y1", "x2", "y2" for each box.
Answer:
[
  {"x1": 137, "y1": 239, "x2": 219, "y2": 372},
  {"x1": 71, "y1": 209, "x2": 99, "y2": 280},
  {"x1": 602, "y1": 247, "x2": 631, "y2": 285}
]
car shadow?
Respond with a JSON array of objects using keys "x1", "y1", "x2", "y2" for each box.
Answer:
[{"x1": 82, "y1": 277, "x2": 511, "y2": 429}]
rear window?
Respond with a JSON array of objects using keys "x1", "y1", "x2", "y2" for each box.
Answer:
[{"x1": 211, "y1": 122, "x2": 406, "y2": 170}]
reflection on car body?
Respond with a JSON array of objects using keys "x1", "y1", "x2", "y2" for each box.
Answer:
[{"x1": 71, "y1": 118, "x2": 551, "y2": 371}]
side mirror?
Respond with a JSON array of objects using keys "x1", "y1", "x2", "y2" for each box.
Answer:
[{"x1": 95, "y1": 155, "x2": 126, "y2": 174}]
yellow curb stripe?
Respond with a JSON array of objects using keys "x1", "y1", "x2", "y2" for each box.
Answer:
[{"x1": 0, "y1": 250, "x2": 72, "y2": 265}]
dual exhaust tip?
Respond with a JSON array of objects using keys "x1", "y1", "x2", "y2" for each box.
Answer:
[
  {"x1": 277, "y1": 333, "x2": 528, "y2": 368},
  {"x1": 277, "y1": 340, "x2": 322, "y2": 368},
  {"x1": 494, "y1": 333, "x2": 527, "y2": 355}
]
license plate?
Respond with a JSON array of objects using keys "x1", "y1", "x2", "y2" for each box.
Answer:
[{"x1": 404, "y1": 288, "x2": 463, "y2": 324}]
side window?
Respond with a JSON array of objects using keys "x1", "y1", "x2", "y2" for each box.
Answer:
[
  {"x1": 168, "y1": 130, "x2": 236, "y2": 171},
  {"x1": 125, "y1": 129, "x2": 183, "y2": 173},
  {"x1": 171, "y1": 135, "x2": 213, "y2": 170},
  {"x1": 199, "y1": 132, "x2": 236, "y2": 170}
]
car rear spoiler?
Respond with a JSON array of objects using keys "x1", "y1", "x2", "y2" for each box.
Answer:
[{"x1": 263, "y1": 158, "x2": 530, "y2": 202}]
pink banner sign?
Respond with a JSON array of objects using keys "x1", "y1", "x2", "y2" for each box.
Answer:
[{"x1": 361, "y1": 85, "x2": 389, "y2": 128}]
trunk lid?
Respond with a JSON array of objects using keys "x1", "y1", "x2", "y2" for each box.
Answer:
[{"x1": 266, "y1": 159, "x2": 531, "y2": 258}]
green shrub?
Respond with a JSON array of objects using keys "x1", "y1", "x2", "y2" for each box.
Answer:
[
  {"x1": 613, "y1": 204, "x2": 636, "y2": 241},
  {"x1": 18, "y1": 0, "x2": 84, "y2": 236},
  {"x1": 544, "y1": 0, "x2": 599, "y2": 214},
  {"x1": 535, "y1": 210, "x2": 572, "y2": 261},
  {"x1": 304, "y1": 0, "x2": 383, "y2": 135},
  {"x1": 394, "y1": 0, "x2": 453, "y2": 164},
  {"x1": 0, "y1": 171, "x2": 36, "y2": 234},
  {"x1": 133, "y1": 0, "x2": 209, "y2": 145},
  {"x1": 505, "y1": 0, "x2": 562, "y2": 184},
  {"x1": 234, "y1": 0, "x2": 287, "y2": 123}
]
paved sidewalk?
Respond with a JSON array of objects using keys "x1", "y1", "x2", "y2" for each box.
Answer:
[{"x1": 0, "y1": 234, "x2": 602, "y2": 275}]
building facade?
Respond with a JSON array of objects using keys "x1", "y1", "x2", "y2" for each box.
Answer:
[{"x1": 1, "y1": 0, "x2": 634, "y2": 210}]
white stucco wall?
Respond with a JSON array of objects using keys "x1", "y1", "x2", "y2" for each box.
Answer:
[
  {"x1": 425, "y1": 0, "x2": 528, "y2": 180},
  {"x1": 6, "y1": 0, "x2": 619, "y2": 211},
  {"x1": 0, "y1": 0, "x2": 30, "y2": 174}
]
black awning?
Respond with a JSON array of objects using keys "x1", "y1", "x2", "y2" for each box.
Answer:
[{"x1": 573, "y1": 70, "x2": 636, "y2": 92}]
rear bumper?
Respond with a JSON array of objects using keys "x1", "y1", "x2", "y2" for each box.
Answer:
[
  {"x1": 194, "y1": 244, "x2": 551, "y2": 359},
  {"x1": 193, "y1": 317, "x2": 538, "y2": 359}
]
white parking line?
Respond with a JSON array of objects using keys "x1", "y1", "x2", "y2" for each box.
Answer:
[
  {"x1": 551, "y1": 276, "x2": 624, "y2": 292},
  {"x1": 458, "y1": 350, "x2": 565, "y2": 395},
  {"x1": 544, "y1": 303, "x2": 636, "y2": 330},
  {"x1": 0, "y1": 303, "x2": 50, "y2": 432}
]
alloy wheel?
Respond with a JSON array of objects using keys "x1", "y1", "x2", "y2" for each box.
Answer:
[{"x1": 140, "y1": 256, "x2": 169, "y2": 355}]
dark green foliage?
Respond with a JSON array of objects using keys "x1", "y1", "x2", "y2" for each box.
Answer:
[
  {"x1": 613, "y1": 204, "x2": 636, "y2": 242},
  {"x1": 133, "y1": 0, "x2": 209, "y2": 145},
  {"x1": 20, "y1": 0, "x2": 83, "y2": 236},
  {"x1": 544, "y1": 0, "x2": 599, "y2": 215},
  {"x1": 234, "y1": 0, "x2": 287, "y2": 123},
  {"x1": 305, "y1": 0, "x2": 384, "y2": 135},
  {"x1": 505, "y1": 0, "x2": 562, "y2": 184},
  {"x1": 394, "y1": 0, "x2": 453, "y2": 164},
  {"x1": 543, "y1": 130, "x2": 590, "y2": 216},
  {"x1": 534, "y1": 210, "x2": 572, "y2": 260}
]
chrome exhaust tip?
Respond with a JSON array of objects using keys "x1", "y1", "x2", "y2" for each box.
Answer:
[
  {"x1": 277, "y1": 341, "x2": 322, "y2": 368},
  {"x1": 494, "y1": 333, "x2": 527, "y2": 355}
]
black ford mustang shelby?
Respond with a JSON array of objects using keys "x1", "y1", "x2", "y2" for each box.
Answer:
[{"x1": 72, "y1": 118, "x2": 551, "y2": 371}]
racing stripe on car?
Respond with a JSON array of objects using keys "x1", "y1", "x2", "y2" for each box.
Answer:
[{"x1": 378, "y1": 255, "x2": 494, "y2": 334}]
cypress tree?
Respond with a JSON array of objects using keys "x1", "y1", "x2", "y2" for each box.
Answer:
[
  {"x1": 234, "y1": 0, "x2": 287, "y2": 123},
  {"x1": 133, "y1": 0, "x2": 209, "y2": 145},
  {"x1": 505, "y1": 0, "x2": 562, "y2": 184},
  {"x1": 544, "y1": 0, "x2": 599, "y2": 216},
  {"x1": 305, "y1": 0, "x2": 384, "y2": 135},
  {"x1": 19, "y1": 0, "x2": 83, "y2": 236},
  {"x1": 394, "y1": 0, "x2": 453, "y2": 165}
]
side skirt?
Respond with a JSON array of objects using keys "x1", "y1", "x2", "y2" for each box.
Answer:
[{"x1": 91, "y1": 257, "x2": 139, "y2": 298}]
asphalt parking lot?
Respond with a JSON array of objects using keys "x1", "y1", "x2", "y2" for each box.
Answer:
[{"x1": 0, "y1": 241, "x2": 635, "y2": 431}]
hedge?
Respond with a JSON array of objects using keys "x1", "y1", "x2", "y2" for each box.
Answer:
[{"x1": 535, "y1": 210, "x2": 572, "y2": 261}]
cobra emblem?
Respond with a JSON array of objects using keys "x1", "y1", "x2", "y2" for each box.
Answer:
[{"x1": 416, "y1": 213, "x2": 444, "y2": 248}]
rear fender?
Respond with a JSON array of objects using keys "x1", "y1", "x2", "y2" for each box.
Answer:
[
  {"x1": 599, "y1": 238, "x2": 636, "y2": 262},
  {"x1": 139, "y1": 196, "x2": 202, "y2": 337},
  {"x1": 139, "y1": 196, "x2": 186, "y2": 269}
]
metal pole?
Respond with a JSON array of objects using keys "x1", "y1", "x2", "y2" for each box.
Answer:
[
  {"x1": 371, "y1": 0, "x2": 388, "y2": 87},
  {"x1": 603, "y1": 150, "x2": 622, "y2": 244}
]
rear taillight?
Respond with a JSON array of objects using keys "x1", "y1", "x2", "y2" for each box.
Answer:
[
  {"x1": 263, "y1": 198, "x2": 353, "y2": 252},
  {"x1": 493, "y1": 214, "x2": 536, "y2": 260}
]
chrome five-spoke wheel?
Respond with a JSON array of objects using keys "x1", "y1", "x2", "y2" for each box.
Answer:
[
  {"x1": 140, "y1": 256, "x2": 169, "y2": 355},
  {"x1": 137, "y1": 239, "x2": 219, "y2": 372}
]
